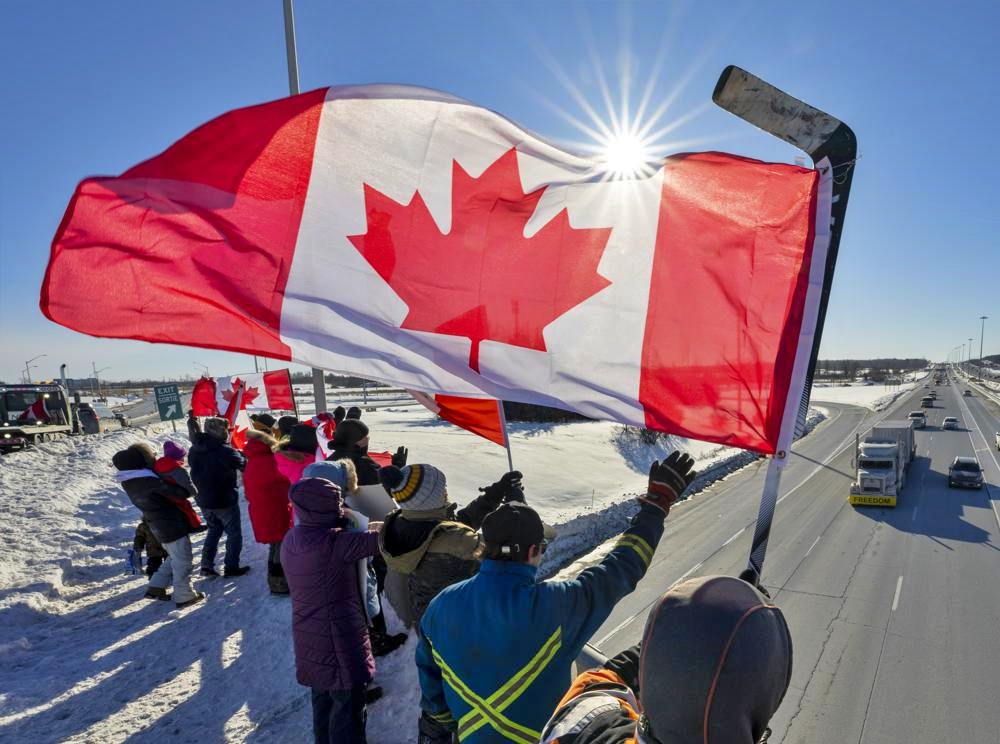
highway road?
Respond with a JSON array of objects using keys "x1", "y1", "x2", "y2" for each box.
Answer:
[{"x1": 591, "y1": 379, "x2": 1000, "y2": 744}]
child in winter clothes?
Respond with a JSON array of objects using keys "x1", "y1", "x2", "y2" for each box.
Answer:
[
  {"x1": 153, "y1": 441, "x2": 205, "y2": 531},
  {"x1": 133, "y1": 518, "x2": 167, "y2": 577},
  {"x1": 282, "y1": 477, "x2": 384, "y2": 743}
]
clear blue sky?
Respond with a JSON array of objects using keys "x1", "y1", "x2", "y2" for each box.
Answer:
[{"x1": 1, "y1": 0, "x2": 996, "y2": 384}]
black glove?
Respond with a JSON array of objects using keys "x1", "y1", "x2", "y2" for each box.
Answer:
[
  {"x1": 480, "y1": 471, "x2": 524, "y2": 504},
  {"x1": 603, "y1": 643, "x2": 641, "y2": 691},
  {"x1": 417, "y1": 711, "x2": 455, "y2": 744},
  {"x1": 638, "y1": 451, "x2": 697, "y2": 516},
  {"x1": 391, "y1": 446, "x2": 408, "y2": 468}
]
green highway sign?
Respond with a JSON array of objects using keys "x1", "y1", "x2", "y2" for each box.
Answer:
[{"x1": 154, "y1": 384, "x2": 183, "y2": 421}]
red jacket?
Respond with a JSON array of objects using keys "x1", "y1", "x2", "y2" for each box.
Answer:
[{"x1": 243, "y1": 430, "x2": 293, "y2": 544}]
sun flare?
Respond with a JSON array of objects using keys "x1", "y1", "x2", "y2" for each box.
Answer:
[{"x1": 599, "y1": 126, "x2": 658, "y2": 180}]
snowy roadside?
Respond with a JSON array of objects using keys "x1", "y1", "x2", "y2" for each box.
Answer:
[{"x1": 0, "y1": 382, "x2": 913, "y2": 743}]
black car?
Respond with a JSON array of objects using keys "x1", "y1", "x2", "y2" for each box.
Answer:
[{"x1": 948, "y1": 457, "x2": 984, "y2": 489}]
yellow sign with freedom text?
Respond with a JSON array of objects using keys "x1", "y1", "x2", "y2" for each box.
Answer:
[{"x1": 850, "y1": 494, "x2": 897, "y2": 507}]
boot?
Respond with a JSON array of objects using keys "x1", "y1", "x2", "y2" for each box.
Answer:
[
  {"x1": 370, "y1": 630, "x2": 408, "y2": 657},
  {"x1": 268, "y1": 574, "x2": 290, "y2": 595}
]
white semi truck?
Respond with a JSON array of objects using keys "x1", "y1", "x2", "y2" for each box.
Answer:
[{"x1": 849, "y1": 420, "x2": 916, "y2": 507}]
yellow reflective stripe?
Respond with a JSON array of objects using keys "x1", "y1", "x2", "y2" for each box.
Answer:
[
  {"x1": 459, "y1": 626, "x2": 562, "y2": 740},
  {"x1": 428, "y1": 709, "x2": 455, "y2": 725},
  {"x1": 614, "y1": 533, "x2": 653, "y2": 566},
  {"x1": 431, "y1": 646, "x2": 539, "y2": 744}
]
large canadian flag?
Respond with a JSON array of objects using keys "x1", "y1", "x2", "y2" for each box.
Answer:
[{"x1": 42, "y1": 86, "x2": 831, "y2": 455}]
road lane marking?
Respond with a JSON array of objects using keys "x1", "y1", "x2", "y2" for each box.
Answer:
[
  {"x1": 805, "y1": 536, "x2": 821, "y2": 557},
  {"x1": 891, "y1": 575, "x2": 903, "y2": 611},
  {"x1": 595, "y1": 561, "x2": 704, "y2": 646},
  {"x1": 912, "y1": 506, "x2": 919, "y2": 522},
  {"x1": 722, "y1": 528, "x2": 744, "y2": 547}
]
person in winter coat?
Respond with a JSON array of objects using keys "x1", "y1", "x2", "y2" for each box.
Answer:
[
  {"x1": 305, "y1": 460, "x2": 408, "y2": 658},
  {"x1": 282, "y1": 477, "x2": 384, "y2": 744},
  {"x1": 539, "y1": 575, "x2": 793, "y2": 744},
  {"x1": 378, "y1": 464, "x2": 522, "y2": 628},
  {"x1": 244, "y1": 427, "x2": 293, "y2": 594},
  {"x1": 133, "y1": 517, "x2": 167, "y2": 577},
  {"x1": 275, "y1": 423, "x2": 320, "y2": 486},
  {"x1": 276, "y1": 415, "x2": 299, "y2": 441},
  {"x1": 113, "y1": 444, "x2": 204, "y2": 608},
  {"x1": 153, "y1": 440, "x2": 205, "y2": 530},
  {"x1": 188, "y1": 416, "x2": 249, "y2": 578},
  {"x1": 415, "y1": 453, "x2": 697, "y2": 744},
  {"x1": 325, "y1": 419, "x2": 407, "y2": 487}
]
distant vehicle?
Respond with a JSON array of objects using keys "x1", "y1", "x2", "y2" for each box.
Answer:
[
  {"x1": 907, "y1": 411, "x2": 927, "y2": 429},
  {"x1": 114, "y1": 412, "x2": 131, "y2": 427},
  {"x1": 849, "y1": 421, "x2": 916, "y2": 507},
  {"x1": 75, "y1": 402, "x2": 124, "y2": 435},
  {"x1": 942, "y1": 417, "x2": 959, "y2": 430},
  {"x1": 927, "y1": 390, "x2": 937, "y2": 399},
  {"x1": 948, "y1": 457, "x2": 983, "y2": 489},
  {"x1": 0, "y1": 383, "x2": 74, "y2": 452},
  {"x1": 920, "y1": 396, "x2": 934, "y2": 408},
  {"x1": 995, "y1": 432, "x2": 1000, "y2": 451},
  {"x1": 963, "y1": 389, "x2": 972, "y2": 396}
]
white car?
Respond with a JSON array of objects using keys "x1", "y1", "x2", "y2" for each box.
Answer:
[
  {"x1": 995, "y1": 432, "x2": 1000, "y2": 451},
  {"x1": 942, "y1": 417, "x2": 959, "y2": 430},
  {"x1": 907, "y1": 411, "x2": 927, "y2": 429}
]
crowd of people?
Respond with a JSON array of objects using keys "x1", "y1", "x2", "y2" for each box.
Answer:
[{"x1": 113, "y1": 408, "x2": 793, "y2": 744}]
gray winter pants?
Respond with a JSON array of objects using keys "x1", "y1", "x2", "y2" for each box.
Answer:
[{"x1": 148, "y1": 536, "x2": 198, "y2": 604}]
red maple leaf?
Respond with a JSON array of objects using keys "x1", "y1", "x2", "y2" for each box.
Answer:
[
  {"x1": 220, "y1": 379, "x2": 260, "y2": 409},
  {"x1": 348, "y1": 148, "x2": 612, "y2": 372}
]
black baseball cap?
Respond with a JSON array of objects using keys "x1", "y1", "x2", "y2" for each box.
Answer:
[{"x1": 481, "y1": 503, "x2": 556, "y2": 559}]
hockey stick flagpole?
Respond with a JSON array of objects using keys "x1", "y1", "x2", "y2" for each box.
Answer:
[{"x1": 713, "y1": 66, "x2": 858, "y2": 583}]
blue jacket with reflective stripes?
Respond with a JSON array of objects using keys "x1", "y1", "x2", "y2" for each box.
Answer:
[{"x1": 416, "y1": 503, "x2": 665, "y2": 744}]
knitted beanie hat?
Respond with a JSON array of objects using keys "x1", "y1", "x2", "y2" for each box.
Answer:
[
  {"x1": 330, "y1": 418, "x2": 369, "y2": 448},
  {"x1": 163, "y1": 440, "x2": 187, "y2": 460},
  {"x1": 380, "y1": 464, "x2": 447, "y2": 512},
  {"x1": 250, "y1": 413, "x2": 277, "y2": 429},
  {"x1": 346, "y1": 406, "x2": 363, "y2": 420},
  {"x1": 203, "y1": 417, "x2": 230, "y2": 440},
  {"x1": 277, "y1": 415, "x2": 298, "y2": 437},
  {"x1": 288, "y1": 424, "x2": 318, "y2": 454}
]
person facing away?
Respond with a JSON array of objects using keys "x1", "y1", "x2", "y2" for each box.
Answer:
[
  {"x1": 243, "y1": 425, "x2": 293, "y2": 594},
  {"x1": 303, "y1": 460, "x2": 407, "y2": 657},
  {"x1": 153, "y1": 440, "x2": 205, "y2": 531},
  {"x1": 113, "y1": 444, "x2": 203, "y2": 608},
  {"x1": 274, "y1": 423, "x2": 321, "y2": 486},
  {"x1": 415, "y1": 452, "x2": 698, "y2": 744},
  {"x1": 325, "y1": 418, "x2": 407, "y2": 487},
  {"x1": 188, "y1": 416, "x2": 249, "y2": 578},
  {"x1": 378, "y1": 464, "x2": 524, "y2": 628},
  {"x1": 539, "y1": 575, "x2": 793, "y2": 744},
  {"x1": 281, "y1": 477, "x2": 384, "y2": 744}
]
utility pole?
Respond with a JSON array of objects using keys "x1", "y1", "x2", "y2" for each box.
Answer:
[
  {"x1": 283, "y1": 0, "x2": 327, "y2": 416},
  {"x1": 979, "y1": 315, "x2": 988, "y2": 363}
]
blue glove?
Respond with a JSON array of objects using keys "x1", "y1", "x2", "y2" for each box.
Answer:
[{"x1": 125, "y1": 548, "x2": 141, "y2": 575}]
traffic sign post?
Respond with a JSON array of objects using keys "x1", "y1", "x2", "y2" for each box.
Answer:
[{"x1": 154, "y1": 384, "x2": 183, "y2": 431}]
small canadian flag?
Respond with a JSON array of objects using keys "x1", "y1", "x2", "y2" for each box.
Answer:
[{"x1": 18, "y1": 397, "x2": 50, "y2": 423}]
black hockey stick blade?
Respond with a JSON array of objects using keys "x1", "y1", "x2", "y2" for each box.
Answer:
[
  {"x1": 712, "y1": 65, "x2": 857, "y2": 167},
  {"x1": 714, "y1": 66, "x2": 858, "y2": 583}
]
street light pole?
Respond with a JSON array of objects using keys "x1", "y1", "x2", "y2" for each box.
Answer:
[
  {"x1": 24, "y1": 354, "x2": 46, "y2": 383},
  {"x1": 979, "y1": 315, "x2": 988, "y2": 362},
  {"x1": 92, "y1": 362, "x2": 110, "y2": 400},
  {"x1": 193, "y1": 362, "x2": 210, "y2": 377}
]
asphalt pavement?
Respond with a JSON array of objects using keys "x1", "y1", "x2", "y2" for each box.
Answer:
[{"x1": 590, "y1": 379, "x2": 1000, "y2": 744}]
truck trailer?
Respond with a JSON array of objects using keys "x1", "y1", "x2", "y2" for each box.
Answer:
[{"x1": 849, "y1": 420, "x2": 916, "y2": 507}]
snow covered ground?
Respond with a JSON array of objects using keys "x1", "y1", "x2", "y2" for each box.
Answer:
[{"x1": 0, "y1": 381, "x2": 917, "y2": 742}]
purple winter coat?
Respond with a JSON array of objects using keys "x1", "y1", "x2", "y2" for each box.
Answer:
[{"x1": 281, "y1": 477, "x2": 380, "y2": 691}]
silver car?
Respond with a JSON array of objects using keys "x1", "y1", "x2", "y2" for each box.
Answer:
[{"x1": 942, "y1": 416, "x2": 959, "y2": 430}]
